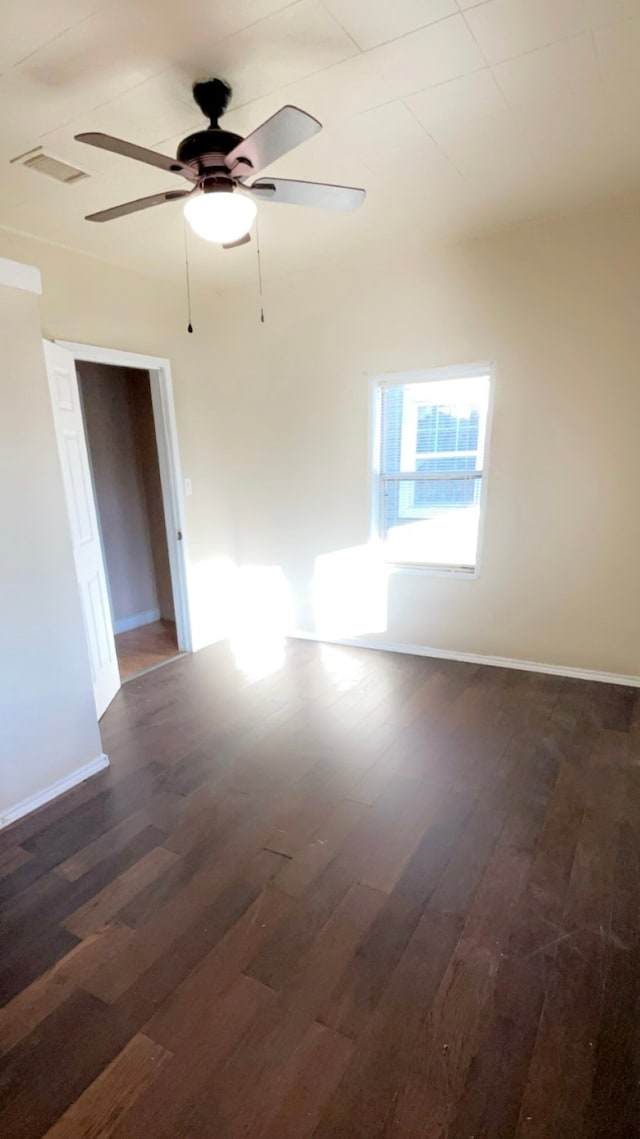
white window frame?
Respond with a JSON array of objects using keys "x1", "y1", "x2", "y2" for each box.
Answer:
[{"x1": 369, "y1": 362, "x2": 495, "y2": 578}]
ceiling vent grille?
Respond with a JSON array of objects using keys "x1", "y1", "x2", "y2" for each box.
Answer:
[{"x1": 10, "y1": 147, "x2": 89, "y2": 184}]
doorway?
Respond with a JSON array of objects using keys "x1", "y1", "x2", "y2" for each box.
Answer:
[
  {"x1": 77, "y1": 361, "x2": 180, "y2": 681},
  {"x1": 45, "y1": 340, "x2": 191, "y2": 717}
]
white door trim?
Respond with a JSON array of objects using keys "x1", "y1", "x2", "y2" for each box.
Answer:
[
  {"x1": 56, "y1": 340, "x2": 193, "y2": 653},
  {"x1": 0, "y1": 256, "x2": 42, "y2": 294}
]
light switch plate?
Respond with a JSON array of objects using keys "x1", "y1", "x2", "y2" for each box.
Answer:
[{"x1": 184, "y1": 477, "x2": 192, "y2": 496}]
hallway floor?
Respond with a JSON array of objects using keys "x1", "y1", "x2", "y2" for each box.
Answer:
[
  {"x1": 115, "y1": 619, "x2": 180, "y2": 680},
  {"x1": 1, "y1": 639, "x2": 639, "y2": 1137}
]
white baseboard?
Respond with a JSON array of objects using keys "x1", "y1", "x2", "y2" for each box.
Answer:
[
  {"x1": 290, "y1": 631, "x2": 640, "y2": 689},
  {"x1": 0, "y1": 753, "x2": 110, "y2": 830},
  {"x1": 113, "y1": 608, "x2": 160, "y2": 634}
]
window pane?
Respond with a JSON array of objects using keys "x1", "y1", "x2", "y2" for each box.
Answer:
[
  {"x1": 417, "y1": 456, "x2": 477, "y2": 474},
  {"x1": 457, "y1": 410, "x2": 479, "y2": 452},
  {"x1": 378, "y1": 372, "x2": 490, "y2": 568},
  {"x1": 383, "y1": 477, "x2": 482, "y2": 567},
  {"x1": 382, "y1": 377, "x2": 488, "y2": 478},
  {"x1": 434, "y1": 407, "x2": 457, "y2": 451},
  {"x1": 416, "y1": 406, "x2": 436, "y2": 452},
  {"x1": 381, "y1": 385, "x2": 404, "y2": 474}
]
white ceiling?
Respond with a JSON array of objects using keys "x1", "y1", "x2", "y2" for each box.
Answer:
[{"x1": 2, "y1": 0, "x2": 640, "y2": 289}]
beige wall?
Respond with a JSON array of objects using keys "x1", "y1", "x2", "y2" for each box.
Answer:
[
  {"x1": 0, "y1": 279, "x2": 103, "y2": 822},
  {"x1": 78, "y1": 363, "x2": 174, "y2": 627},
  {"x1": 1, "y1": 205, "x2": 639, "y2": 684},
  {"x1": 211, "y1": 206, "x2": 640, "y2": 678}
]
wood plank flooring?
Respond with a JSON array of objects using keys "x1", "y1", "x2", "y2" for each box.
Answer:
[
  {"x1": 114, "y1": 619, "x2": 179, "y2": 680},
  {"x1": 1, "y1": 638, "x2": 639, "y2": 1138}
]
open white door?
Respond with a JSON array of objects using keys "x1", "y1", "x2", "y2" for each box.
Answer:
[{"x1": 43, "y1": 340, "x2": 121, "y2": 718}]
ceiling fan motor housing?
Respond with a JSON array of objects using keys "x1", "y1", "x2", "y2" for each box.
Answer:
[{"x1": 177, "y1": 128, "x2": 246, "y2": 178}]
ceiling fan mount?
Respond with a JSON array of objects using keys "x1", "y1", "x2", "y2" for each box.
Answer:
[
  {"x1": 175, "y1": 78, "x2": 245, "y2": 174},
  {"x1": 74, "y1": 77, "x2": 366, "y2": 246}
]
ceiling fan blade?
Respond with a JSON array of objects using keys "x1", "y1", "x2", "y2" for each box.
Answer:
[
  {"x1": 249, "y1": 178, "x2": 365, "y2": 212},
  {"x1": 222, "y1": 233, "x2": 251, "y2": 250},
  {"x1": 225, "y1": 106, "x2": 321, "y2": 180},
  {"x1": 86, "y1": 188, "x2": 193, "y2": 223},
  {"x1": 75, "y1": 132, "x2": 197, "y2": 182}
]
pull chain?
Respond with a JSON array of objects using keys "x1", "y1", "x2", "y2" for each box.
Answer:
[
  {"x1": 256, "y1": 217, "x2": 265, "y2": 325},
  {"x1": 183, "y1": 219, "x2": 193, "y2": 333}
]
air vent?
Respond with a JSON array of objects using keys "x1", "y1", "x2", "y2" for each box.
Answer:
[{"x1": 10, "y1": 147, "x2": 89, "y2": 184}]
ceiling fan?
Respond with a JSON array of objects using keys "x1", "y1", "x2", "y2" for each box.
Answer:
[{"x1": 75, "y1": 78, "x2": 366, "y2": 248}]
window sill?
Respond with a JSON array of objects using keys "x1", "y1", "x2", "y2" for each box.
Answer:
[{"x1": 386, "y1": 562, "x2": 479, "y2": 580}]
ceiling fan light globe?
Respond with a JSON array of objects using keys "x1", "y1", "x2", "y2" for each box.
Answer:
[{"x1": 183, "y1": 190, "x2": 256, "y2": 244}]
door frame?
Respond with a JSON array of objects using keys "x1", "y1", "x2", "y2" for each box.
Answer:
[{"x1": 56, "y1": 341, "x2": 193, "y2": 653}]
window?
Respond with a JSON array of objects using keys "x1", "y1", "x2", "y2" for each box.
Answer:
[{"x1": 373, "y1": 365, "x2": 492, "y2": 573}]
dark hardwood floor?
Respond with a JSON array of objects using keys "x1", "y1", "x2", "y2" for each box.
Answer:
[{"x1": 1, "y1": 637, "x2": 639, "y2": 1138}]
